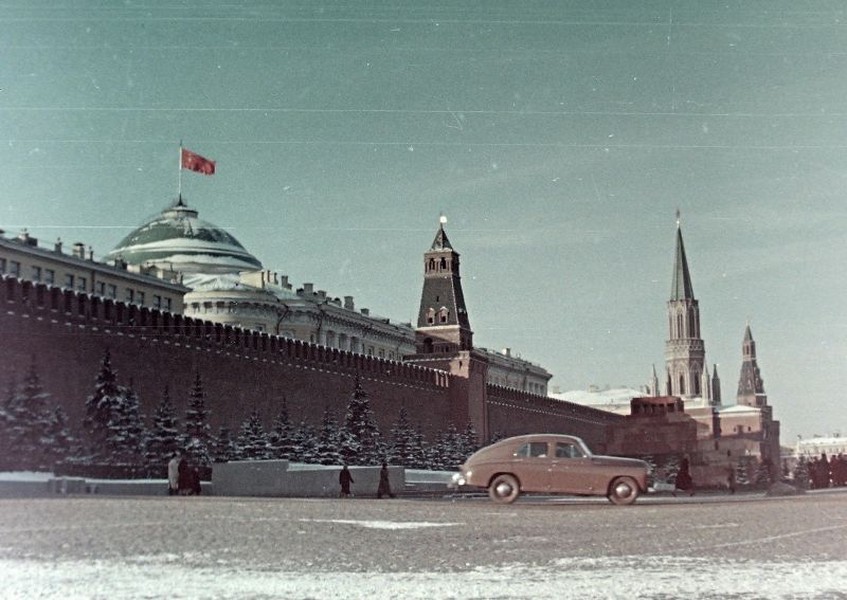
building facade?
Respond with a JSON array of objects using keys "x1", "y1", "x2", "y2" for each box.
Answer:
[{"x1": 0, "y1": 229, "x2": 187, "y2": 313}]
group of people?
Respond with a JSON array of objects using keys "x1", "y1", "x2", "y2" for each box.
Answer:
[
  {"x1": 807, "y1": 453, "x2": 847, "y2": 489},
  {"x1": 167, "y1": 453, "x2": 202, "y2": 496},
  {"x1": 339, "y1": 463, "x2": 396, "y2": 499}
]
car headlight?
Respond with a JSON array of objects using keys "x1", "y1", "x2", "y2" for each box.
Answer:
[{"x1": 450, "y1": 472, "x2": 467, "y2": 487}]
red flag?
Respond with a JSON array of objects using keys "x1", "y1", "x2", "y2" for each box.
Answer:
[{"x1": 181, "y1": 148, "x2": 216, "y2": 175}]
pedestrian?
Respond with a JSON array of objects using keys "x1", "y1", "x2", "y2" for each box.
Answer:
[
  {"x1": 727, "y1": 463, "x2": 736, "y2": 494},
  {"x1": 190, "y1": 465, "x2": 202, "y2": 496},
  {"x1": 339, "y1": 464, "x2": 354, "y2": 497},
  {"x1": 167, "y1": 452, "x2": 181, "y2": 496},
  {"x1": 672, "y1": 456, "x2": 695, "y2": 497},
  {"x1": 377, "y1": 462, "x2": 395, "y2": 499},
  {"x1": 177, "y1": 456, "x2": 193, "y2": 495}
]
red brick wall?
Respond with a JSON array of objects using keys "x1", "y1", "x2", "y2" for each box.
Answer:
[
  {"x1": 486, "y1": 385, "x2": 622, "y2": 451},
  {"x1": 1, "y1": 278, "x2": 617, "y2": 446},
  {"x1": 0, "y1": 279, "x2": 452, "y2": 436}
]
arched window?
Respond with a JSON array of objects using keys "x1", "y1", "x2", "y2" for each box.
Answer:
[
  {"x1": 439, "y1": 308, "x2": 449, "y2": 323},
  {"x1": 428, "y1": 258, "x2": 435, "y2": 271},
  {"x1": 678, "y1": 374, "x2": 685, "y2": 395},
  {"x1": 426, "y1": 307, "x2": 435, "y2": 325},
  {"x1": 440, "y1": 257, "x2": 447, "y2": 269}
]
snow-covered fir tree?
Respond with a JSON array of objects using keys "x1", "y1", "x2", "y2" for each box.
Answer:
[
  {"x1": 456, "y1": 422, "x2": 479, "y2": 460},
  {"x1": 82, "y1": 350, "x2": 130, "y2": 464},
  {"x1": 434, "y1": 423, "x2": 467, "y2": 470},
  {"x1": 43, "y1": 406, "x2": 74, "y2": 467},
  {"x1": 341, "y1": 377, "x2": 381, "y2": 465},
  {"x1": 145, "y1": 386, "x2": 181, "y2": 466},
  {"x1": 212, "y1": 426, "x2": 240, "y2": 463},
  {"x1": 0, "y1": 379, "x2": 17, "y2": 469},
  {"x1": 291, "y1": 420, "x2": 318, "y2": 463},
  {"x1": 237, "y1": 409, "x2": 271, "y2": 460},
  {"x1": 314, "y1": 406, "x2": 342, "y2": 466},
  {"x1": 3, "y1": 364, "x2": 56, "y2": 470},
  {"x1": 182, "y1": 371, "x2": 212, "y2": 466},
  {"x1": 267, "y1": 401, "x2": 296, "y2": 460},
  {"x1": 108, "y1": 380, "x2": 146, "y2": 465},
  {"x1": 386, "y1": 406, "x2": 417, "y2": 466}
]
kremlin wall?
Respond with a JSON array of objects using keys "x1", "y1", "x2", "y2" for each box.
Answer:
[{"x1": 0, "y1": 276, "x2": 619, "y2": 450}]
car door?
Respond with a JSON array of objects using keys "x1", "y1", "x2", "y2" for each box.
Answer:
[
  {"x1": 511, "y1": 441, "x2": 552, "y2": 493},
  {"x1": 550, "y1": 441, "x2": 597, "y2": 495}
]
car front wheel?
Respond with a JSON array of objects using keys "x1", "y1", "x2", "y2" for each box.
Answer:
[
  {"x1": 488, "y1": 474, "x2": 520, "y2": 504},
  {"x1": 608, "y1": 476, "x2": 640, "y2": 505}
]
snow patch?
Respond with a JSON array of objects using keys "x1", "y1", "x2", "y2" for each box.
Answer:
[{"x1": 299, "y1": 518, "x2": 463, "y2": 530}]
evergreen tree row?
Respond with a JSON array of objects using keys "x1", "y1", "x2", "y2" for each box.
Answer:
[{"x1": 0, "y1": 351, "x2": 481, "y2": 473}]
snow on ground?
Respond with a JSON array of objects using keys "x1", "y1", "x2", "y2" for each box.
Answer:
[
  {"x1": 299, "y1": 518, "x2": 463, "y2": 530},
  {"x1": 1, "y1": 555, "x2": 846, "y2": 599}
]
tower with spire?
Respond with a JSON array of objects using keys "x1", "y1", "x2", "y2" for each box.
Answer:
[
  {"x1": 408, "y1": 216, "x2": 488, "y2": 439},
  {"x1": 736, "y1": 324, "x2": 767, "y2": 407},
  {"x1": 664, "y1": 212, "x2": 712, "y2": 401},
  {"x1": 415, "y1": 216, "x2": 473, "y2": 353}
]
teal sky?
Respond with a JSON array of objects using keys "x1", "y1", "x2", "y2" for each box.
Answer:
[{"x1": 3, "y1": 1, "x2": 847, "y2": 442}]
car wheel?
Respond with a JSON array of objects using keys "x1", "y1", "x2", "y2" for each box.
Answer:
[
  {"x1": 608, "y1": 476, "x2": 640, "y2": 505},
  {"x1": 488, "y1": 474, "x2": 520, "y2": 504}
]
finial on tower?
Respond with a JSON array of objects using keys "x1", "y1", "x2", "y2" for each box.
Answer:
[
  {"x1": 676, "y1": 208, "x2": 681, "y2": 229},
  {"x1": 439, "y1": 213, "x2": 447, "y2": 226}
]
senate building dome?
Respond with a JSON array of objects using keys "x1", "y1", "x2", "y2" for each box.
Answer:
[{"x1": 106, "y1": 197, "x2": 263, "y2": 275}]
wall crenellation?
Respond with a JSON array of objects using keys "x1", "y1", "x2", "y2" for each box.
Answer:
[{"x1": 3, "y1": 277, "x2": 448, "y2": 391}]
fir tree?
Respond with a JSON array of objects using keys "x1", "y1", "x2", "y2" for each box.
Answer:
[
  {"x1": 43, "y1": 406, "x2": 74, "y2": 467},
  {"x1": 237, "y1": 409, "x2": 271, "y2": 460},
  {"x1": 436, "y1": 423, "x2": 467, "y2": 470},
  {"x1": 291, "y1": 420, "x2": 318, "y2": 464},
  {"x1": 456, "y1": 422, "x2": 479, "y2": 461},
  {"x1": 8, "y1": 363, "x2": 55, "y2": 470},
  {"x1": 81, "y1": 350, "x2": 124, "y2": 463},
  {"x1": 212, "y1": 426, "x2": 240, "y2": 463},
  {"x1": 145, "y1": 386, "x2": 181, "y2": 466},
  {"x1": 109, "y1": 380, "x2": 146, "y2": 464},
  {"x1": 341, "y1": 377, "x2": 381, "y2": 465},
  {"x1": 267, "y1": 399, "x2": 296, "y2": 460},
  {"x1": 387, "y1": 406, "x2": 417, "y2": 466},
  {"x1": 0, "y1": 378, "x2": 17, "y2": 469},
  {"x1": 314, "y1": 406, "x2": 342, "y2": 466},
  {"x1": 182, "y1": 371, "x2": 212, "y2": 466}
]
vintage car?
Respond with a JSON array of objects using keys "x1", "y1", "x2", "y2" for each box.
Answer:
[{"x1": 451, "y1": 434, "x2": 649, "y2": 505}]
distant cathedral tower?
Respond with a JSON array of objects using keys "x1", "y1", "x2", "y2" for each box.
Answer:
[
  {"x1": 415, "y1": 216, "x2": 473, "y2": 354},
  {"x1": 736, "y1": 324, "x2": 767, "y2": 407},
  {"x1": 664, "y1": 214, "x2": 710, "y2": 400}
]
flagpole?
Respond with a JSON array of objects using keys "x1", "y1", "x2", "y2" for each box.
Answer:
[{"x1": 178, "y1": 140, "x2": 183, "y2": 203}]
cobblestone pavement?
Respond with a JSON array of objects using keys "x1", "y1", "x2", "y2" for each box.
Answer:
[{"x1": 1, "y1": 491, "x2": 845, "y2": 571}]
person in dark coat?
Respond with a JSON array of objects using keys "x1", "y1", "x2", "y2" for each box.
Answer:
[
  {"x1": 177, "y1": 457, "x2": 193, "y2": 495},
  {"x1": 339, "y1": 465, "x2": 354, "y2": 497},
  {"x1": 377, "y1": 462, "x2": 395, "y2": 499},
  {"x1": 672, "y1": 457, "x2": 695, "y2": 497}
]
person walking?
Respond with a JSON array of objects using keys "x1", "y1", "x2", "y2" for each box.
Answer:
[
  {"x1": 377, "y1": 462, "x2": 395, "y2": 499},
  {"x1": 672, "y1": 456, "x2": 695, "y2": 497},
  {"x1": 339, "y1": 464, "x2": 354, "y2": 498},
  {"x1": 167, "y1": 453, "x2": 181, "y2": 496}
]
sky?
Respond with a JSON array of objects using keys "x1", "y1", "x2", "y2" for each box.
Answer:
[{"x1": 2, "y1": 1, "x2": 846, "y2": 442}]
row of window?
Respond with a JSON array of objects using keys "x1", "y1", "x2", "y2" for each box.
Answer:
[{"x1": 0, "y1": 258, "x2": 171, "y2": 311}]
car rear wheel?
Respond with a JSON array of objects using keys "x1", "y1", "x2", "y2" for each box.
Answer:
[
  {"x1": 488, "y1": 474, "x2": 520, "y2": 504},
  {"x1": 608, "y1": 476, "x2": 640, "y2": 505}
]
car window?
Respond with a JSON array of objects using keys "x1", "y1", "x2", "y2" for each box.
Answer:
[
  {"x1": 514, "y1": 442, "x2": 549, "y2": 458},
  {"x1": 555, "y1": 442, "x2": 584, "y2": 459}
]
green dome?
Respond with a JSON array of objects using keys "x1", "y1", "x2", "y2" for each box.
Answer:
[{"x1": 106, "y1": 199, "x2": 263, "y2": 274}]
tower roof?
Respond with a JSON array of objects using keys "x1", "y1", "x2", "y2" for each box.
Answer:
[
  {"x1": 430, "y1": 222, "x2": 454, "y2": 251},
  {"x1": 670, "y1": 222, "x2": 695, "y2": 301},
  {"x1": 106, "y1": 198, "x2": 263, "y2": 275}
]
